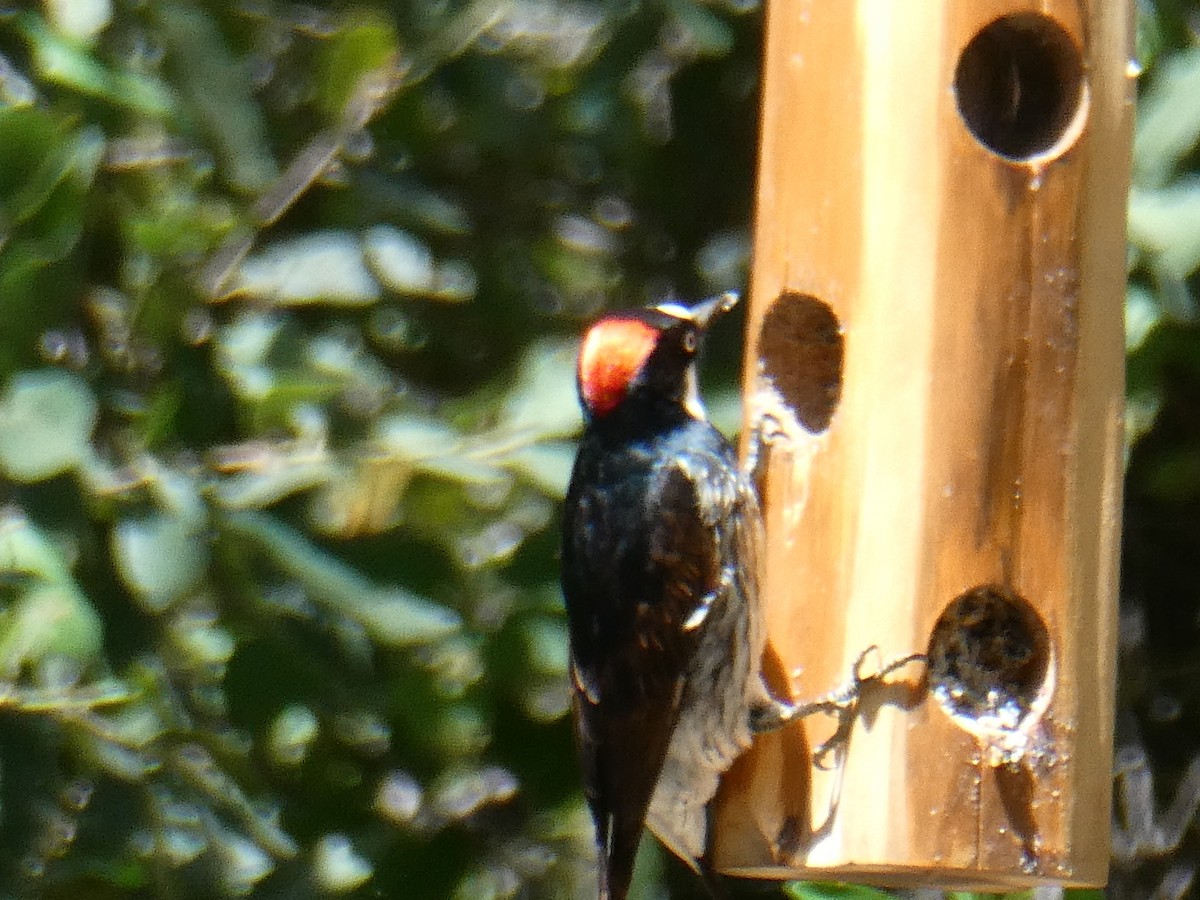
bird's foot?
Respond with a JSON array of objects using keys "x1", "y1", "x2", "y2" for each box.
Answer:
[{"x1": 752, "y1": 646, "x2": 927, "y2": 769}]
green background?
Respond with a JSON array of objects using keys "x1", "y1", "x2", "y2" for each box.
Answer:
[{"x1": 0, "y1": 1, "x2": 1192, "y2": 897}]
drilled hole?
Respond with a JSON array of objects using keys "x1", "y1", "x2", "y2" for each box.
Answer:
[
  {"x1": 927, "y1": 584, "x2": 1051, "y2": 729},
  {"x1": 757, "y1": 292, "x2": 843, "y2": 434},
  {"x1": 954, "y1": 13, "x2": 1085, "y2": 161}
]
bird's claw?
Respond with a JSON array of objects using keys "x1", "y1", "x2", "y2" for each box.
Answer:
[{"x1": 752, "y1": 646, "x2": 927, "y2": 769}]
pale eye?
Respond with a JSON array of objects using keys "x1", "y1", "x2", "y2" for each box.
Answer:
[{"x1": 682, "y1": 330, "x2": 698, "y2": 353}]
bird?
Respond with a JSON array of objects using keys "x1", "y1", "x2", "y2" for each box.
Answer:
[{"x1": 560, "y1": 292, "x2": 789, "y2": 900}]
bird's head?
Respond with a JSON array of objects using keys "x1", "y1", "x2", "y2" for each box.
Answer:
[{"x1": 576, "y1": 292, "x2": 739, "y2": 423}]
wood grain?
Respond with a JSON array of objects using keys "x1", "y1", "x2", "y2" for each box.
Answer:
[{"x1": 715, "y1": 0, "x2": 1133, "y2": 888}]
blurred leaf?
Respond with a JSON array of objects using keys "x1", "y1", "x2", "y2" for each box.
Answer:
[
  {"x1": 0, "y1": 370, "x2": 96, "y2": 482},
  {"x1": 522, "y1": 616, "x2": 568, "y2": 677},
  {"x1": 312, "y1": 833, "x2": 373, "y2": 893},
  {"x1": 213, "y1": 455, "x2": 335, "y2": 510},
  {"x1": 372, "y1": 176, "x2": 473, "y2": 235},
  {"x1": 668, "y1": 0, "x2": 736, "y2": 56},
  {"x1": 267, "y1": 704, "x2": 319, "y2": 767},
  {"x1": 230, "y1": 231, "x2": 381, "y2": 306},
  {"x1": 1128, "y1": 180, "x2": 1200, "y2": 279},
  {"x1": 124, "y1": 187, "x2": 239, "y2": 260},
  {"x1": 505, "y1": 442, "x2": 576, "y2": 497},
  {"x1": 17, "y1": 12, "x2": 172, "y2": 115},
  {"x1": 363, "y1": 224, "x2": 437, "y2": 294},
  {"x1": 43, "y1": 0, "x2": 112, "y2": 44},
  {"x1": 111, "y1": 513, "x2": 209, "y2": 613},
  {"x1": 784, "y1": 883, "x2": 894, "y2": 900},
  {"x1": 374, "y1": 415, "x2": 509, "y2": 486},
  {"x1": 1133, "y1": 2, "x2": 1165, "y2": 76},
  {"x1": 499, "y1": 338, "x2": 582, "y2": 440},
  {"x1": 0, "y1": 581, "x2": 103, "y2": 677},
  {"x1": 1127, "y1": 282, "x2": 1163, "y2": 352},
  {"x1": 1133, "y1": 46, "x2": 1200, "y2": 188},
  {"x1": 223, "y1": 510, "x2": 461, "y2": 646},
  {"x1": 0, "y1": 510, "x2": 75, "y2": 583},
  {"x1": 316, "y1": 11, "x2": 401, "y2": 120},
  {"x1": 0, "y1": 108, "x2": 99, "y2": 226},
  {"x1": 153, "y1": 1, "x2": 278, "y2": 191}
]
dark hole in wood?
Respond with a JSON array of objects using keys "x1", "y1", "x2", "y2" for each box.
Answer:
[
  {"x1": 954, "y1": 13, "x2": 1085, "y2": 161},
  {"x1": 927, "y1": 584, "x2": 1051, "y2": 726},
  {"x1": 758, "y1": 292, "x2": 843, "y2": 434}
]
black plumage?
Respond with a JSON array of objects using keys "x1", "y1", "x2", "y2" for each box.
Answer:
[{"x1": 561, "y1": 296, "x2": 779, "y2": 900}]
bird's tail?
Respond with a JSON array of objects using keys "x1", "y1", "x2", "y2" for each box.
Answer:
[{"x1": 596, "y1": 813, "x2": 642, "y2": 900}]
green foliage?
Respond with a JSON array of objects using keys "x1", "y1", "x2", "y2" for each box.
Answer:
[
  {"x1": 785, "y1": 883, "x2": 895, "y2": 900},
  {"x1": 0, "y1": 0, "x2": 758, "y2": 897},
  {"x1": 783, "y1": 887, "x2": 1107, "y2": 900},
  {"x1": 1109, "y1": 3, "x2": 1200, "y2": 899},
  {"x1": 1127, "y1": 5, "x2": 1200, "y2": 453}
]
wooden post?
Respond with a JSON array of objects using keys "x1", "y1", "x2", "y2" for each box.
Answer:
[{"x1": 715, "y1": 0, "x2": 1133, "y2": 889}]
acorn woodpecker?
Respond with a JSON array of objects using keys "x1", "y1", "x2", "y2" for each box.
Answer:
[{"x1": 561, "y1": 292, "x2": 786, "y2": 900}]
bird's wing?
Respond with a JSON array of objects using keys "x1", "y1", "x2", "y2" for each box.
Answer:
[
  {"x1": 564, "y1": 457, "x2": 725, "y2": 705},
  {"x1": 646, "y1": 458, "x2": 765, "y2": 867},
  {"x1": 564, "y1": 458, "x2": 725, "y2": 900}
]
